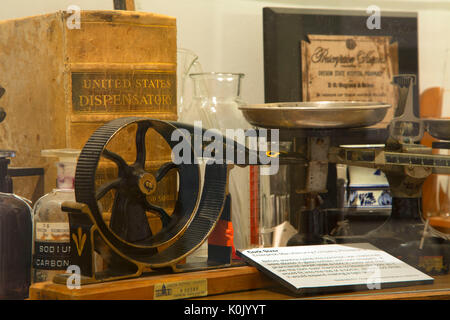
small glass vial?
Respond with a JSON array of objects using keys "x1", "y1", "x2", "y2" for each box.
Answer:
[{"x1": 32, "y1": 149, "x2": 79, "y2": 283}]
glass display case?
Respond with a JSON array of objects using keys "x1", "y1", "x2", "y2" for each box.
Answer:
[
  {"x1": 134, "y1": 0, "x2": 450, "y2": 299},
  {"x1": 2, "y1": 0, "x2": 450, "y2": 302}
]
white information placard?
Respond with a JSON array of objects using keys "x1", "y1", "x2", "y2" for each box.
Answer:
[{"x1": 238, "y1": 243, "x2": 433, "y2": 294}]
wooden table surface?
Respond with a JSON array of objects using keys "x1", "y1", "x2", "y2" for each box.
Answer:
[
  {"x1": 29, "y1": 265, "x2": 450, "y2": 300},
  {"x1": 196, "y1": 274, "x2": 450, "y2": 300}
]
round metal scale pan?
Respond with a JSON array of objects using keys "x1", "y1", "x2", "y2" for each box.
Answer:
[
  {"x1": 424, "y1": 118, "x2": 450, "y2": 141},
  {"x1": 239, "y1": 101, "x2": 391, "y2": 129}
]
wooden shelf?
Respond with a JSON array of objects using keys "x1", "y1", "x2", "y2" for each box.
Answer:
[
  {"x1": 29, "y1": 265, "x2": 450, "y2": 300},
  {"x1": 194, "y1": 274, "x2": 450, "y2": 300},
  {"x1": 29, "y1": 266, "x2": 274, "y2": 300}
]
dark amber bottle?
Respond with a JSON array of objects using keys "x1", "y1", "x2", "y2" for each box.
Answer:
[{"x1": 0, "y1": 186, "x2": 33, "y2": 299}]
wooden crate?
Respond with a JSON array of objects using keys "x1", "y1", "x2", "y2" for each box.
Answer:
[{"x1": 0, "y1": 10, "x2": 177, "y2": 202}]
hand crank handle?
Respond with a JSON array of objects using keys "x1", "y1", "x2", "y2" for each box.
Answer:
[{"x1": 169, "y1": 121, "x2": 288, "y2": 166}]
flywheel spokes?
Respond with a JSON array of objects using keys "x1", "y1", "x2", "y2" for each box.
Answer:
[
  {"x1": 134, "y1": 121, "x2": 149, "y2": 168},
  {"x1": 95, "y1": 122, "x2": 181, "y2": 244},
  {"x1": 73, "y1": 117, "x2": 203, "y2": 265}
]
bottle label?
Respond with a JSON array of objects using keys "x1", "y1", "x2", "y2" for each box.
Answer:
[
  {"x1": 34, "y1": 222, "x2": 71, "y2": 270},
  {"x1": 35, "y1": 222, "x2": 70, "y2": 241},
  {"x1": 33, "y1": 241, "x2": 71, "y2": 270}
]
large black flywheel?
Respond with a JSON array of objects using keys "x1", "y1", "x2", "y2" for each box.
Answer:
[{"x1": 73, "y1": 117, "x2": 229, "y2": 269}]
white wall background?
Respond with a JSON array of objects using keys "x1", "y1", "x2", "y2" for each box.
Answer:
[
  {"x1": 1, "y1": 0, "x2": 450, "y2": 110},
  {"x1": 138, "y1": 0, "x2": 450, "y2": 110}
]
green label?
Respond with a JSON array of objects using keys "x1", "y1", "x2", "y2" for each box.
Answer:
[{"x1": 71, "y1": 71, "x2": 176, "y2": 114}]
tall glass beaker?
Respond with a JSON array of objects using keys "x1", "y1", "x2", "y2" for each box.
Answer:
[{"x1": 184, "y1": 72, "x2": 252, "y2": 251}]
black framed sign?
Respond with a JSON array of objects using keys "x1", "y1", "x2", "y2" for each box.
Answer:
[{"x1": 263, "y1": 7, "x2": 419, "y2": 119}]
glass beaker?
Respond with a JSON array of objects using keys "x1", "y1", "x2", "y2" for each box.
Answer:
[
  {"x1": 177, "y1": 48, "x2": 203, "y2": 121},
  {"x1": 184, "y1": 72, "x2": 252, "y2": 251},
  {"x1": 185, "y1": 72, "x2": 248, "y2": 129}
]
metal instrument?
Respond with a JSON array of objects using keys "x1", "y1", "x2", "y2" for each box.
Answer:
[
  {"x1": 239, "y1": 101, "x2": 390, "y2": 129},
  {"x1": 240, "y1": 74, "x2": 450, "y2": 275},
  {"x1": 53, "y1": 117, "x2": 262, "y2": 284},
  {"x1": 424, "y1": 119, "x2": 450, "y2": 141}
]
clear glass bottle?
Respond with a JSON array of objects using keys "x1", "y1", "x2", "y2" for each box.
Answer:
[
  {"x1": 183, "y1": 72, "x2": 253, "y2": 252},
  {"x1": 32, "y1": 149, "x2": 79, "y2": 283}
]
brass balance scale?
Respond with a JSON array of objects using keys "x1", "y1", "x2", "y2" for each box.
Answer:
[
  {"x1": 240, "y1": 74, "x2": 450, "y2": 275},
  {"x1": 53, "y1": 74, "x2": 450, "y2": 287}
]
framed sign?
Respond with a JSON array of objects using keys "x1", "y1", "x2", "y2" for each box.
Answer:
[
  {"x1": 263, "y1": 7, "x2": 419, "y2": 121},
  {"x1": 301, "y1": 34, "x2": 398, "y2": 127}
]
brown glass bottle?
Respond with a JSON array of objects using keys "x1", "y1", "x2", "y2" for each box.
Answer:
[{"x1": 0, "y1": 191, "x2": 33, "y2": 299}]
